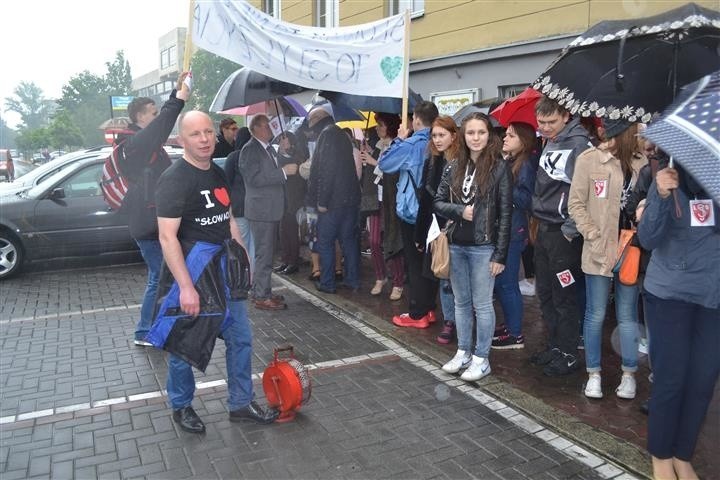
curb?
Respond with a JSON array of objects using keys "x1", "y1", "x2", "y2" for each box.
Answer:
[{"x1": 277, "y1": 273, "x2": 652, "y2": 479}]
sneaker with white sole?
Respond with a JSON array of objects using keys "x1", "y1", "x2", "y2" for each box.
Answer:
[
  {"x1": 441, "y1": 349, "x2": 472, "y2": 374},
  {"x1": 134, "y1": 339, "x2": 153, "y2": 347},
  {"x1": 616, "y1": 374, "x2": 636, "y2": 399},
  {"x1": 584, "y1": 373, "x2": 603, "y2": 398},
  {"x1": 460, "y1": 356, "x2": 491, "y2": 382}
]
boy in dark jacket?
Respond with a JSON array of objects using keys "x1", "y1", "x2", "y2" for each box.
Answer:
[
  {"x1": 530, "y1": 96, "x2": 590, "y2": 376},
  {"x1": 121, "y1": 72, "x2": 190, "y2": 346}
]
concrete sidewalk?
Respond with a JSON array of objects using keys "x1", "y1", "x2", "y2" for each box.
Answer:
[{"x1": 1, "y1": 263, "x2": 640, "y2": 479}]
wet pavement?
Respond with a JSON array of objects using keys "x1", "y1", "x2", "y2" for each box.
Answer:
[
  {"x1": 1, "y1": 261, "x2": 638, "y2": 480},
  {"x1": 281, "y1": 246, "x2": 719, "y2": 479},
  {"x1": 0, "y1": 249, "x2": 716, "y2": 479}
]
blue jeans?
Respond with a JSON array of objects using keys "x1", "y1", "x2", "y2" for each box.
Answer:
[
  {"x1": 645, "y1": 292, "x2": 720, "y2": 460},
  {"x1": 449, "y1": 244, "x2": 495, "y2": 358},
  {"x1": 167, "y1": 300, "x2": 254, "y2": 411},
  {"x1": 439, "y1": 279, "x2": 455, "y2": 323},
  {"x1": 234, "y1": 217, "x2": 255, "y2": 274},
  {"x1": 494, "y1": 238, "x2": 525, "y2": 336},
  {"x1": 583, "y1": 273, "x2": 639, "y2": 372},
  {"x1": 317, "y1": 206, "x2": 360, "y2": 290},
  {"x1": 135, "y1": 239, "x2": 163, "y2": 341}
]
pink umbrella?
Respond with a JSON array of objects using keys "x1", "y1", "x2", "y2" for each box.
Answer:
[{"x1": 219, "y1": 97, "x2": 307, "y2": 117}]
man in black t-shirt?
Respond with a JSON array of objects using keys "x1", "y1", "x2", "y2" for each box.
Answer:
[{"x1": 155, "y1": 110, "x2": 279, "y2": 434}]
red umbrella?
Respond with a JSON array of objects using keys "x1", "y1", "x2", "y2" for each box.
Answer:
[{"x1": 490, "y1": 88, "x2": 541, "y2": 129}]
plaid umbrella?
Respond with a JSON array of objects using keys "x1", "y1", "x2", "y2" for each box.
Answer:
[{"x1": 644, "y1": 70, "x2": 720, "y2": 205}]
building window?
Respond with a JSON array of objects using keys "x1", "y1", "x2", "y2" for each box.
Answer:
[
  {"x1": 160, "y1": 45, "x2": 178, "y2": 69},
  {"x1": 263, "y1": 0, "x2": 281, "y2": 18},
  {"x1": 315, "y1": 0, "x2": 338, "y2": 27},
  {"x1": 388, "y1": 0, "x2": 424, "y2": 18},
  {"x1": 498, "y1": 84, "x2": 528, "y2": 99}
]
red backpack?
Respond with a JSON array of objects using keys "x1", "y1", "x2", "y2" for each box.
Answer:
[{"x1": 100, "y1": 130, "x2": 158, "y2": 211}]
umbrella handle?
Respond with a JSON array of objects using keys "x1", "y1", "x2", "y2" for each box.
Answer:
[{"x1": 615, "y1": 26, "x2": 639, "y2": 92}]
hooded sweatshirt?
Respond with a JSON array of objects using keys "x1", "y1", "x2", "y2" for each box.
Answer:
[{"x1": 531, "y1": 117, "x2": 591, "y2": 238}]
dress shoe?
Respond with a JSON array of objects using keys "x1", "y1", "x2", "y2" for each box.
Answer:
[
  {"x1": 280, "y1": 265, "x2": 299, "y2": 275},
  {"x1": 253, "y1": 298, "x2": 287, "y2": 310},
  {"x1": 315, "y1": 282, "x2": 337, "y2": 294},
  {"x1": 273, "y1": 263, "x2": 288, "y2": 273},
  {"x1": 172, "y1": 406, "x2": 205, "y2": 433},
  {"x1": 229, "y1": 401, "x2": 280, "y2": 425}
]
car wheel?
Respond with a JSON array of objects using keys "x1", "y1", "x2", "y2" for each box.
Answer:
[{"x1": 0, "y1": 230, "x2": 23, "y2": 280}]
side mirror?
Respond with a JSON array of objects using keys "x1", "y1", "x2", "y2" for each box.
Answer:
[{"x1": 49, "y1": 187, "x2": 66, "y2": 199}]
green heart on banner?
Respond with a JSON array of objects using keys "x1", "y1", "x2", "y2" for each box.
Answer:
[{"x1": 380, "y1": 56, "x2": 403, "y2": 83}]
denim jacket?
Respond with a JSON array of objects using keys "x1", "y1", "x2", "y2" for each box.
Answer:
[
  {"x1": 638, "y1": 182, "x2": 720, "y2": 309},
  {"x1": 378, "y1": 128, "x2": 430, "y2": 224}
]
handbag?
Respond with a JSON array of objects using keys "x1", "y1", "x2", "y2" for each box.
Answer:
[
  {"x1": 430, "y1": 229, "x2": 450, "y2": 279},
  {"x1": 613, "y1": 228, "x2": 640, "y2": 286}
]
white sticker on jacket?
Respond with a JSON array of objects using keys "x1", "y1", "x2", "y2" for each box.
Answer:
[
  {"x1": 556, "y1": 269, "x2": 575, "y2": 288},
  {"x1": 690, "y1": 199, "x2": 715, "y2": 227},
  {"x1": 540, "y1": 149, "x2": 573, "y2": 183},
  {"x1": 593, "y1": 179, "x2": 608, "y2": 198}
]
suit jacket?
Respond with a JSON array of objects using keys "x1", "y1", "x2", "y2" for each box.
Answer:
[{"x1": 238, "y1": 137, "x2": 286, "y2": 222}]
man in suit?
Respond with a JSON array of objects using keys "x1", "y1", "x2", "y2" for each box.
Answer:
[{"x1": 239, "y1": 115, "x2": 298, "y2": 310}]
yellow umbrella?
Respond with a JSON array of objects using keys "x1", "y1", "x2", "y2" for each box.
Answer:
[{"x1": 336, "y1": 111, "x2": 377, "y2": 130}]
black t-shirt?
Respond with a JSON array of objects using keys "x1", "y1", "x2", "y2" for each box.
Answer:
[{"x1": 155, "y1": 159, "x2": 231, "y2": 244}]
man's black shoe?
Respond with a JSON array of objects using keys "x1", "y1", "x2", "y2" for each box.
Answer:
[
  {"x1": 281, "y1": 265, "x2": 299, "y2": 275},
  {"x1": 172, "y1": 406, "x2": 205, "y2": 433},
  {"x1": 273, "y1": 263, "x2": 288, "y2": 273},
  {"x1": 315, "y1": 282, "x2": 337, "y2": 294},
  {"x1": 543, "y1": 352, "x2": 581, "y2": 377},
  {"x1": 530, "y1": 347, "x2": 561, "y2": 366},
  {"x1": 229, "y1": 401, "x2": 280, "y2": 425}
]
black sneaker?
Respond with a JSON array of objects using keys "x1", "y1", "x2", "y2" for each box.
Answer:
[
  {"x1": 492, "y1": 325, "x2": 508, "y2": 340},
  {"x1": 543, "y1": 352, "x2": 580, "y2": 377},
  {"x1": 577, "y1": 335, "x2": 585, "y2": 350},
  {"x1": 529, "y1": 347, "x2": 560, "y2": 366},
  {"x1": 491, "y1": 334, "x2": 525, "y2": 350}
]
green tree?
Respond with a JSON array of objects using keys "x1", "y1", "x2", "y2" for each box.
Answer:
[
  {"x1": 106, "y1": 50, "x2": 133, "y2": 95},
  {"x1": 15, "y1": 127, "x2": 49, "y2": 153},
  {"x1": 57, "y1": 70, "x2": 110, "y2": 147},
  {"x1": 47, "y1": 111, "x2": 84, "y2": 150},
  {"x1": 3, "y1": 82, "x2": 53, "y2": 129},
  {"x1": 187, "y1": 49, "x2": 240, "y2": 116}
]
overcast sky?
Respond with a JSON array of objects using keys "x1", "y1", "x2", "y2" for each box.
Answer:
[{"x1": 1, "y1": 0, "x2": 188, "y2": 128}]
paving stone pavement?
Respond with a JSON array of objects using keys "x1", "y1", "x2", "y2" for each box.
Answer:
[{"x1": 1, "y1": 264, "x2": 637, "y2": 479}]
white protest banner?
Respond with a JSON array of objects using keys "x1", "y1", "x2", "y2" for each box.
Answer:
[{"x1": 192, "y1": 0, "x2": 406, "y2": 98}]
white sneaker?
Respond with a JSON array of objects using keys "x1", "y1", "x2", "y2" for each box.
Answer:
[
  {"x1": 442, "y1": 350, "x2": 472, "y2": 374},
  {"x1": 616, "y1": 374, "x2": 636, "y2": 399},
  {"x1": 638, "y1": 337, "x2": 649, "y2": 355},
  {"x1": 460, "y1": 356, "x2": 491, "y2": 382},
  {"x1": 518, "y1": 279, "x2": 535, "y2": 296},
  {"x1": 134, "y1": 339, "x2": 152, "y2": 347},
  {"x1": 584, "y1": 373, "x2": 603, "y2": 398}
]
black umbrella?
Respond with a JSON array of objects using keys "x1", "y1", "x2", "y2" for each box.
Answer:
[
  {"x1": 210, "y1": 67, "x2": 306, "y2": 112},
  {"x1": 318, "y1": 88, "x2": 424, "y2": 114},
  {"x1": 532, "y1": 3, "x2": 720, "y2": 122},
  {"x1": 644, "y1": 70, "x2": 720, "y2": 205}
]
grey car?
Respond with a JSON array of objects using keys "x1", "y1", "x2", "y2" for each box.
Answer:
[{"x1": 0, "y1": 157, "x2": 137, "y2": 279}]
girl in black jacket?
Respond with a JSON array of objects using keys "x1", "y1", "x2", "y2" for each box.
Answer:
[{"x1": 433, "y1": 112, "x2": 513, "y2": 382}]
